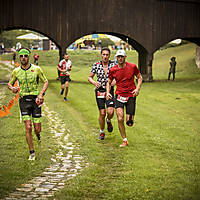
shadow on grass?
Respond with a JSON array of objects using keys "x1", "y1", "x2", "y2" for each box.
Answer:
[
  {"x1": 0, "y1": 80, "x2": 8, "y2": 85},
  {"x1": 148, "y1": 77, "x2": 200, "y2": 83},
  {"x1": 48, "y1": 79, "x2": 90, "y2": 85}
]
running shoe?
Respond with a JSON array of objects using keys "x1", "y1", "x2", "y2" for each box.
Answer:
[
  {"x1": 99, "y1": 132, "x2": 105, "y2": 140},
  {"x1": 120, "y1": 140, "x2": 128, "y2": 148},
  {"x1": 60, "y1": 89, "x2": 64, "y2": 95},
  {"x1": 28, "y1": 154, "x2": 36, "y2": 161},
  {"x1": 64, "y1": 97, "x2": 68, "y2": 101},
  {"x1": 107, "y1": 120, "x2": 113, "y2": 132}
]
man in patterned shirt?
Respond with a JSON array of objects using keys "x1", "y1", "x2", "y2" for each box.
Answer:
[
  {"x1": 88, "y1": 47, "x2": 115, "y2": 140},
  {"x1": 8, "y1": 47, "x2": 48, "y2": 160},
  {"x1": 57, "y1": 53, "x2": 72, "y2": 101}
]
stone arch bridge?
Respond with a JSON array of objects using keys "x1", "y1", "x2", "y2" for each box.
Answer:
[{"x1": 0, "y1": 0, "x2": 200, "y2": 81}]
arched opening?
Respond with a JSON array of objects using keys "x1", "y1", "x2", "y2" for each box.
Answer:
[
  {"x1": 0, "y1": 27, "x2": 60, "y2": 51},
  {"x1": 152, "y1": 38, "x2": 200, "y2": 80},
  {"x1": 64, "y1": 32, "x2": 152, "y2": 81},
  {"x1": 62, "y1": 32, "x2": 141, "y2": 83},
  {"x1": 0, "y1": 28, "x2": 60, "y2": 67}
]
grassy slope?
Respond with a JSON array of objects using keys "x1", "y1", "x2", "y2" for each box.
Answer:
[
  {"x1": 45, "y1": 44, "x2": 199, "y2": 200},
  {"x1": 0, "y1": 43, "x2": 200, "y2": 199}
]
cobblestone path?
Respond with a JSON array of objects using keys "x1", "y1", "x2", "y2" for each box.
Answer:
[{"x1": 4, "y1": 104, "x2": 87, "y2": 200}]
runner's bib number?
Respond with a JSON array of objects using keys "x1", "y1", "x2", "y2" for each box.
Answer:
[
  {"x1": 117, "y1": 95, "x2": 129, "y2": 103},
  {"x1": 97, "y1": 91, "x2": 106, "y2": 99}
]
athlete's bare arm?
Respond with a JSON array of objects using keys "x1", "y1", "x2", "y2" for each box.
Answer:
[
  {"x1": 106, "y1": 78, "x2": 112, "y2": 100},
  {"x1": 57, "y1": 65, "x2": 66, "y2": 73},
  {"x1": 8, "y1": 82, "x2": 19, "y2": 94},
  {"x1": 88, "y1": 72, "x2": 101, "y2": 89},
  {"x1": 37, "y1": 80, "x2": 48, "y2": 104},
  {"x1": 68, "y1": 65, "x2": 72, "y2": 71},
  {"x1": 111, "y1": 79, "x2": 116, "y2": 86},
  {"x1": 132, "y1": 73, "x2": 142, "y2": 96}
]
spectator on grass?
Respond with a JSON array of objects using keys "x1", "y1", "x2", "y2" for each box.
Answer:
[{"x1": 168, "y1": 57, "x2": 176, "y2": 81}]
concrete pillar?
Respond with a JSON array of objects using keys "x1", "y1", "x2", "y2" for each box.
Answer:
[{"x1": 138, "y1": 52, "x2": 153, "y2": 82}]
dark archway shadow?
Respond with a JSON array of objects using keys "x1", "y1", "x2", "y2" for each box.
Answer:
[{"x1": 182, "y1": 38, "x2": 200, "y2": 47}]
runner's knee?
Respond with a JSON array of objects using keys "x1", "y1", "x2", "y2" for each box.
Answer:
[
  {"x1": 34, "y1": 126, "x2": 41, "y2": 134},
  {"x1": 25, "y1": 122, "x2": 32, "y2": 133},
  {"x1": 99, "y1": 109, "x2": 106, "y2": 118},
  {"x1": 100, "y1": 112, "x2": 106, "y2": 119},
  {"x1": 117, "y1": 115, "x2": 124, "y2": 123}
]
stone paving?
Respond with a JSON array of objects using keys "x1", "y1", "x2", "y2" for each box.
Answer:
[{"x1": 4, "y1": 103, "x2": 88, "y2": 200}]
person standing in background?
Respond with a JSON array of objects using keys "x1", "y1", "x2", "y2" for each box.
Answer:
[{"x1": 168, "y1": 57, "x2": 177, "y2": 81}]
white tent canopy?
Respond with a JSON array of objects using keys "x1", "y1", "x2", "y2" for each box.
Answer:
[
  {"x1": 17, "y1": 33, "x2": 48, "y2": 40},
  {"x1": 105, "y1": 34, "x2": 121, "y2": 43},
  {"x1": 169, "y1": 39, "x2": 182, "y2": 44}
]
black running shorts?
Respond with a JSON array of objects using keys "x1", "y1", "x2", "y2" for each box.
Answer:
[
  {"x1": 115, "y1": 95, "x2": 136, "y2": 115},
  {"x1": 60, "y1": 76, "x2": 70, "y2": 84},
  {"x1": 19, "y1": 95, "x2": 41, "y2": 118},
  {"x1": 95, "y1": 87, "x2": 115, "y2": 110}
]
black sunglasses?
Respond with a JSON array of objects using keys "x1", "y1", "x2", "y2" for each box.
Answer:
[{"x1": 20, "y1": 54, "x2": 29, "y2": 58}]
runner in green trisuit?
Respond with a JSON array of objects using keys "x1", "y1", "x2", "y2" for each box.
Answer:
[{"x1": 8, "y1": 47, "x2": 48, "y2": 160}]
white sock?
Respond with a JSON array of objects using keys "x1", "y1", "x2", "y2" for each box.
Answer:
[
  {"x1": 100, "y1": 129, "x2": 105, "y2": 133},
  {"x1": 123, "y1": 138, "x2": 127, "y2": 142}
]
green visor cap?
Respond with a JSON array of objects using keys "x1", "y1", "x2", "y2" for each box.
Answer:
[{"x1": 18, "y1": 49, "x2": 30, "y2": 56}]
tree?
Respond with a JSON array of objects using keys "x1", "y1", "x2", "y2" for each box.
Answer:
[{"x1": 0, "y1": 30, "x2": 34, "y2": 49}]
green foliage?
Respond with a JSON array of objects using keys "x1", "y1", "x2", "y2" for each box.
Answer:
[
  {"x1": 95, "y1": 38, "x2": 115, "y2": 47},
  {"x1": 0, "y1": 30, "x2": 34, "y2": 49}
]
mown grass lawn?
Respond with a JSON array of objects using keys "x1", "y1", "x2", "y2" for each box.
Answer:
[{"x1": 0, "y1": 43, "x2": 200, "y2": 200}]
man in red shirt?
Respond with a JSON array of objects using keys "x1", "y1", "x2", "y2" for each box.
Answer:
[
  {"x1": 33, "y1": 53, "x2": 39, "y2": 65},
  {"x1": 57, "y1": 53, "x2": 72, "y2": 101},
  {"x1": 106, "y1": 50, "x2": 142, "y2": 147}
]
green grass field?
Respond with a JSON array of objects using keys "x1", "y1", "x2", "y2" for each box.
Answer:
[{"x1": 0, "y1": 43, "x2": 200, "y2": 199}]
